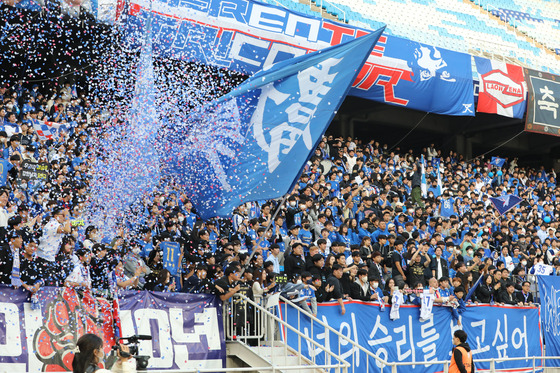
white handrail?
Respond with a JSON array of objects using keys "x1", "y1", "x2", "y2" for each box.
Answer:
[
  {"x1": 225, "y1": 293, "x2": 351, "y2": 372},
  {"x1": 279, "y1": 295, "x2": 390, "y2": 372}
]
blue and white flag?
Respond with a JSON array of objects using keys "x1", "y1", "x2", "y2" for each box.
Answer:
[
  {"x1": 489, "y1": 193, "x2": 523, "y2": 215},
  {"x1": 490, "y1": 156, "x2": 506, "y2": 168},
  {"x1": 436, "y1": 165, "x2": 442, "y2": 196},
  {"x1": 30, "y1": 119, "x2": 68, "y2": 141},
  {"x1": 465, "y1": 272, "x2": 483, "y2": 301},
  {"x1": 420, "y1": 155, "x2": 427, "y2": 198},
  {"x1": 161, "y1": 30, "x2": 384, "y2": 219}
]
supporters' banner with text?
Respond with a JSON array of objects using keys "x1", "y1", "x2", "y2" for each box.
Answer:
[
  {"x1": 0, "y1": 286, "x2": 117, "y2": 372},
  {"x1": 0, "y1": 286, "x2": 224, "y2": 371},
  {"x1": 281, "y1": 301, "x2": 542, "y2": 373},
  {"x1": 474, "y1": 56, "x2": 526, "y2": 118},
  {"x1": 123, "y1": 0, "x2": 475, "y2": 116},
  {"x1": 160, "y1": 32, "x2": 382, "y2": 218},
  {"x1": 118, "y1": 290, "x2": 224, "y2": 370},
  {"x1": 537, "y1": 275, "x2": 560, "y2": 367},
  {"x1": 525, "y1": 68, "x2": 560, "y2": 136}
]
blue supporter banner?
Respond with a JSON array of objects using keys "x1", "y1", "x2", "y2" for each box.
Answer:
[
  {"x1": 160, "y1": 31, "x2": 382, "y2": 218},
  {"x1": 123, "y1": 0, "x2": 475, "y2": 116},
  {"x1": 280, "y1": 301, "x2": 542, "y2": 372},
  {"x1": 537, "y1": 275, "x2": 560, "y2": 367}
]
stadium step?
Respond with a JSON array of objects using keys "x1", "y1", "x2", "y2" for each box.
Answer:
[{"x1": 226, "y1": 340, "x2": 325, "y2": 373}]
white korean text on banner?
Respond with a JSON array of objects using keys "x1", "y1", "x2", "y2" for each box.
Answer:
[
  {"x1": 525, "y1": 68, "x2": 560, "y2": 136},
  {"x1": 0, "y1": 286, "x2": 224, "y2": 371},
  {"x1": 280, "y1": 301, "x2": 543, "y2": 373},
  {"x1": 123, "y1": 0, "x2": 475, "y2": 116}
]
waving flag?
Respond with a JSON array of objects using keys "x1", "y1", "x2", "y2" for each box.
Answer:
[
  {"x1": 436, "y1": 165, "x2": 443, "y2": 196},
  {"x1": 31, "y1": 119, "x2": 57, "y2": 140},
  {"x1": 421, "y1": 155, "x2": 427, "y2": 198},
  {"x1": 490, "y1": 157, "x2": 506, "y2": 168},
  {"x1": 490, "y1": 194, "x2": 523, "y2": 215},
  {"x1": 160, "y1": 30, "x2": 384, "y2": 219},
  {"x1": 466, "y1": 272, "x2": 483, "y2": 302},
  {"x1": 474, "y1": 56, "x2": 526, "y2": 118}
]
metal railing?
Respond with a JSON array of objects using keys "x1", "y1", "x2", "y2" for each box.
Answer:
[
  {"x1": 278, "y1": 296, "x2": 560, "y2": 373},
  {"x1": 223, "y1": 293, "x2": 351, "y2": 372},
  {"x1": 279, "y1": 295, "x2": 390, "y2": 373}
]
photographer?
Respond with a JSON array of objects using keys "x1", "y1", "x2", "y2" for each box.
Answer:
[{"x1": 72, "y1": 333, "x2": 135, "y2": 373}]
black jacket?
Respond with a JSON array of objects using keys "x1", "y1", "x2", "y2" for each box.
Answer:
[
  {"x1": 430, "y1": 256, "x2": 449, "y2": 279},
  {"x1": 452, "y1": 342, "x2": 475, "y2": 373},
  {"x1": 367, "y1": 260, "x2": 384, "y2": 283},
  {"x1": 284, "y1": 253, "x2": 305, "y2": 277}
]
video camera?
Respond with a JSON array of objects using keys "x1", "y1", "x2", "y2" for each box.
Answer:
[{"x1": 111, "y1": 335, "x2": 152, "y2": 371}]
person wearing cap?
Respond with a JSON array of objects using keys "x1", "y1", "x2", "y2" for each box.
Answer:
[
  {"x1": 284, "y1": 242, "x2": 305, "y2": 277},
  {"x1": 367, "y1": 251, "x2": 385, "y2": 285},
  {"x1": 287, "y1": 225, "x2": 302, "y2": 249},
  {"x1": 65, "y1": 247, "x2": 92, "y2": 289}
]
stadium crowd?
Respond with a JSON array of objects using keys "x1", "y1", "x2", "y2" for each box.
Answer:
[{"x1": 0, "y1": 81, "x2": 556, "y2": 317}]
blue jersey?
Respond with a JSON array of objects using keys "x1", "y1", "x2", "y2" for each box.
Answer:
[
  {"x1": 0, "y1": 159, "x2": 12, "y2": 186},
  {"x1": 160, "y1": 241, "x2": 182, "y2": 276},
  {"x1": 141, "y1": 241, "x2": 154, "y2": 259},
  {"x1": 299, "y1": 229, "x2": 313, "y2": 246},
  {"x1": 440, "y1": 197, "x2": 455, "y2": 218}
]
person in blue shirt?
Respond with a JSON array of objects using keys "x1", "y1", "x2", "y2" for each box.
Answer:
[
  {"x1": 358, "y1": 219, "x2": 371, "y2": 241},
  {"x1": 298, "y1": 220, "x2": 313, "y2": 249},
  {"x1": 0, "y1": 157, "x2": 13, "y2": 187},
  {"x1": 336, "y1": 224, "x2": 352, "y2": 252}
]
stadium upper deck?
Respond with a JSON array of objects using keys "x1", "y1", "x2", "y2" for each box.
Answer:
[{"x1": 265, "y1": 0, "x2": 560, "y2": 75}]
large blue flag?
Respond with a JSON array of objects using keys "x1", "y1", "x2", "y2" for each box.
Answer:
[
  {"x1": 489, "y1": 193, "x2": 523, "y2": 215},
  {"x1": 490, "y1": 156, "x2": 506, "y2": 168},
  {"x1": 160, "y1": 30, "x2": 384, "y2": 218}
]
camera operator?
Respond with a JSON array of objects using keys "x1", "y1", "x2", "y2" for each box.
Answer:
[{"x1": 73, "y1": 333, "x2": 135, "y2": 373}]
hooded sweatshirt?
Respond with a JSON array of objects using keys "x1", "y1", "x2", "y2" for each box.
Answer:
[{"x1": 452, "y1": 342, "x2": 475, "y2": 373}]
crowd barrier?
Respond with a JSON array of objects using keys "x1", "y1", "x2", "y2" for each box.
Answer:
[
  {"x1": 279, "y1": 299, "x2": 544, "y2": 373},
  {"x1": 0, "y1": 286, "x2": 225, "y2": 372}
]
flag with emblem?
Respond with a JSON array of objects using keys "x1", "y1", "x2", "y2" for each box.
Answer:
[
  {"x1": 489, "y1": 193, "x2": 523, "y2": 215},
  {"x1": 160, "y1": 29, "x2": 385, "y2": 219},
  {"x1": 490, "y1": 156, "x2": 506, "y2": 168},
  {"x1": 474, "y1": 57, "x2": 526, "y2": 118}
]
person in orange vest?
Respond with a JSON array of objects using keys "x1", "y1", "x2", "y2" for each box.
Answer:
[{"x1": 450, "y1": 330, "x2": 475, "y2": 373}]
